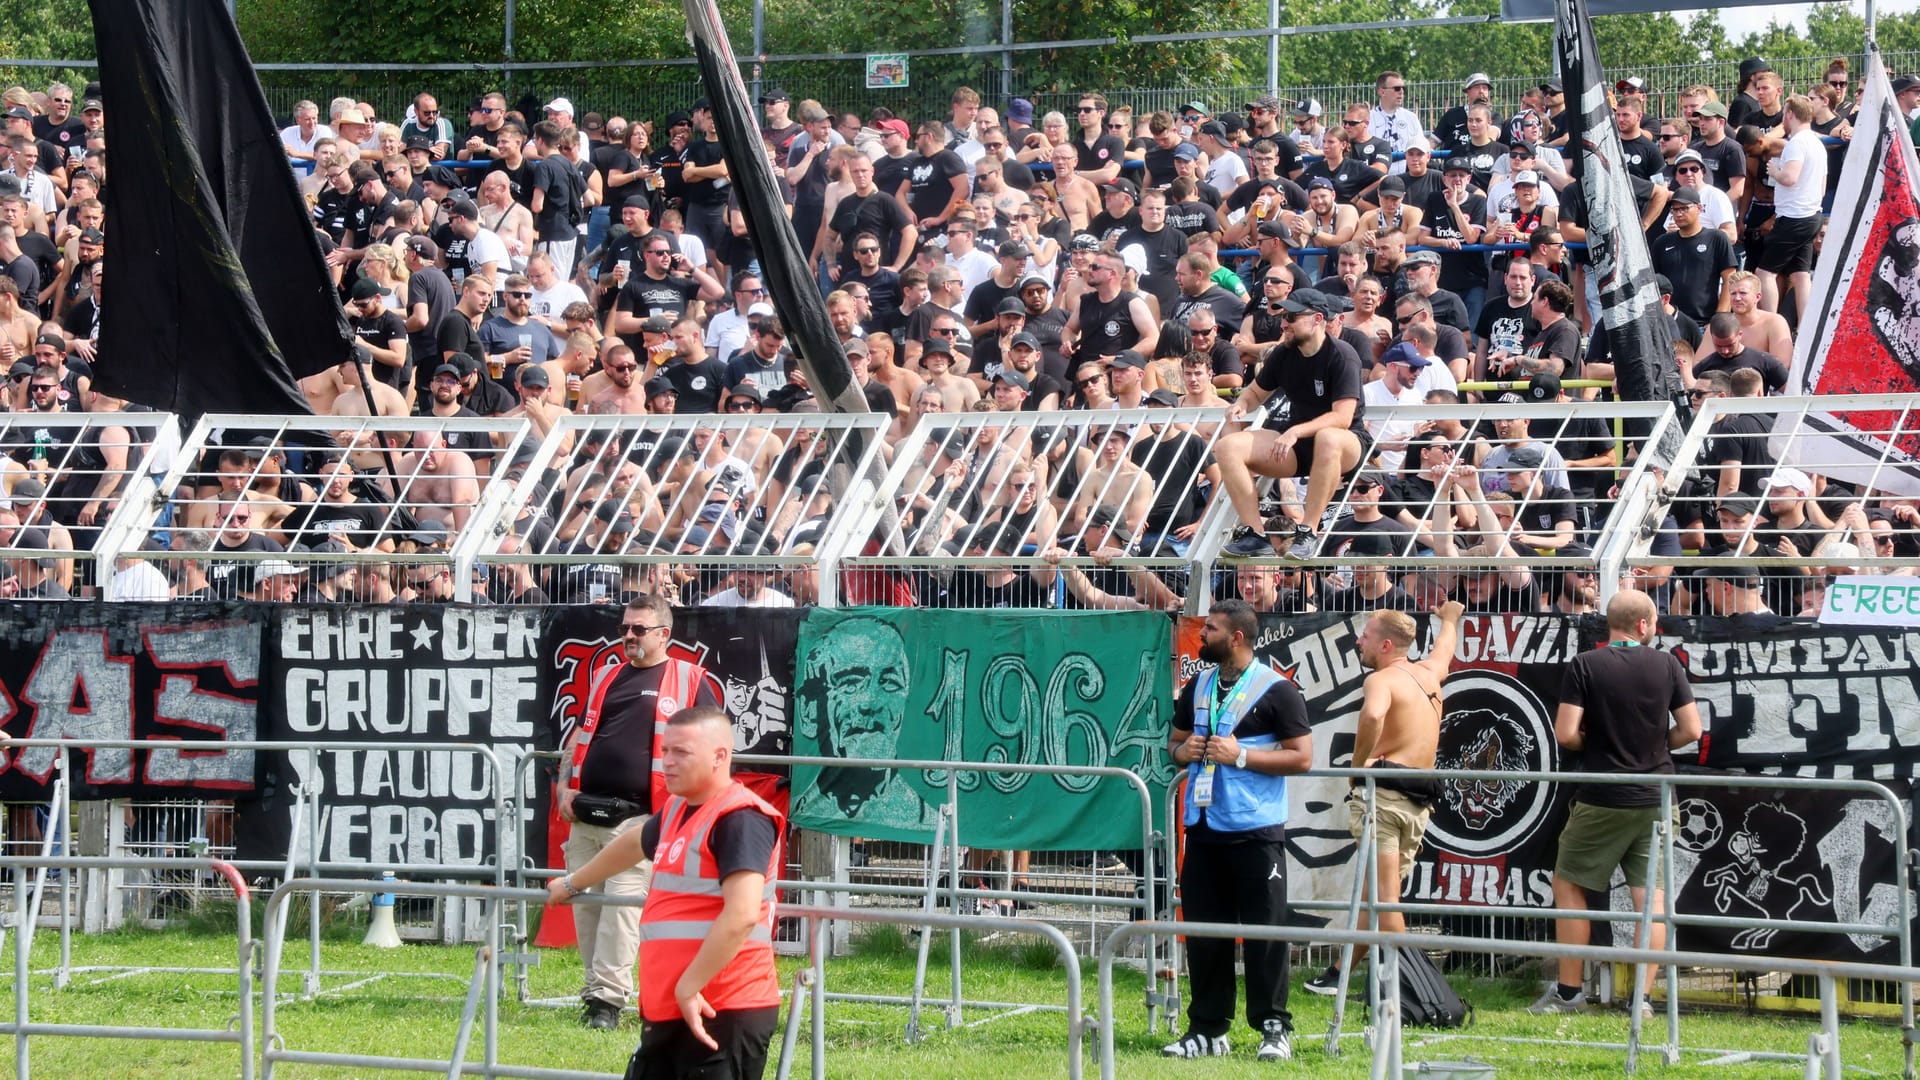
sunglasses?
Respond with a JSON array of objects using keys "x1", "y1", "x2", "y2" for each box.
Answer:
[
  {"x1": 1106, "y1": 123, "x2": 1126, "y2": 131},
  {"x1": 854, "y1": 246, "x2": 879, "y2": 254},
  {"x1": 726, "y1": 399, "x2": 757, "y2": 411},
  {"x1": 1676, "y1": 165, "x2": 1703, "y2": 173},
  {"x1": 29, "y1": 383, "x2": 56, "y2": 392},
  {"x1": 1077, "y1": 106, "x2": 1099, "y2": 113},
  {"x1": 647, "y1": 249, "x2": 672, "y2": 256},
  {"x1": 1190, "y1": 326, "x2": 1216, "y2": 335},
  {"x1": 504, "y1": 290, "x2": 531, "y2": 298},
  {"x1": 930, "y1": 327, "x2": 958, "y2": 336},
  {"x1": 1383, "y1": 84, "x2": 1406, "y2": 92},
  {"x1": 1687, "y1": 389, "x2": 1710, "y2": 400},
  {"x1": 1660, "y1": 133, "x2": 1685, "y2": 140},
  {"x1": 983, "y1": 143, "x2": 1006, "y2": 151},
  {"x1": 621, "y1": 623, "x2": 666, "y2": 636},
  {"x1": 1076, "y1": 376, "x2": 1104, "y2": 387},
  {"x1": 739, "y1": 287, "x2": 768, "y2": 295},
  {"x1": 1829, "y1": 80, "x2": 1849, "y2": 88},
  {"x1": 1341, "y1": 119, "x2": 1364, "y2": 127}
]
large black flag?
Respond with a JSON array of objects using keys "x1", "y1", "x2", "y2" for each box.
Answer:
[
  {"x1": 88, "y1": 0, "x2": 351, "y2": 414},
  {"x1": 1554, "y1": 0, "x2": 1684, "y2": 465}
]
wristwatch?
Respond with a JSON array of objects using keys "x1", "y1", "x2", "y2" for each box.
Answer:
[
  {"x1": 1234, "y1": 748, "x2": 1249, "y2": 769},
  {"x1": 561, "y1": 875, "x2": 584, "y2": 897}
]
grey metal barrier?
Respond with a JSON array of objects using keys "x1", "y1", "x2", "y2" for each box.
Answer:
[
  {"x1": 259, "y1": 879, "x2": 1089, "y2": 1080},
  {"x1": 2, "y1": 857, "x2": 255, "y2": 1080}
]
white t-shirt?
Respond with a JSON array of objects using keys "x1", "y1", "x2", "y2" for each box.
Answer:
[
  {"x1": 107, "y1": 561, "x2": 171, "y2": 602},
  {"x1": 1361, "y1": 379, "x2": 1424, "y2": 472},
  {"x1": 530, "y1": 281, "x2": 588, "y2": 321},
  {"x1": 1485, "y1": 179, "x2": 1561, "y2": 217},
  {"x1": 1370, "y1": 107, "x2": 1425, "y2": 154},
  {"x1": 706, "y1": 308, "x2": 753, "y2": 361},
  {"x1": 12, "y1": 169, "x2": 56, "y2": 215},
  {"x1": 1662, "y1": 183, "x2": 1737, "y2": 235},
  {"x1": 702, "y1": 585, "x2": 796, "y2": 608},
  {"x1": 1205, "y1": 148, "x2": 1249, "y2": 193},
  {"x1": 461, "y1": 227, "x2": 511, "y2": 281},
  {"x1": 1774, "y1": 128, "x2": 1827, "y2": 219},
  {"x1": 946, "y1": 248, "x2": 997, "y2": 310},
  {"x1": 281, "y1": 123, "x2": 335, "y2": 156},
  {"x1": 672, "y1": 230, "x2": 708, "y2": 269},
  {"x1": 1412, "y1": 359, "x2": 1459, "y2": 397}
]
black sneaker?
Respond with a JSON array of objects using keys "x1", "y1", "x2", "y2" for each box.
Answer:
[
  {"x1": 1282, "y1": 525, "x2": 1319, "y2": 561},
  {"x1": 1256, "y1": 1019, "x2": 1292, "y2": 1061},
  {"x1": 582, "y1": 999, "x2": 622, "y2": 1029},
  {"x1": 1162, "y1": 1030, "x2": 1230, "y2": 1057},
  {"x1": 1223, "y1": 526, "x2": 1273, "y2": 557},
  {"x1": 1302, "y1": 965, "x2": 1342, "y2": 996}
]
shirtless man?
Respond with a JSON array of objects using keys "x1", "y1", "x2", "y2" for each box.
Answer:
[
  {"x1": 313, "y1": 358, "x2": 408, "y2": 418},
  {"x1": 475, "y1": 172, "x2": 535, "y2": 267},
  {"x1": 1066, "y1": 427, "x2": 1155, "y2": 539},
  {"x1": 0, "y1": 278, "x2": 40, "y2": 367},
  {"x1": 496, "y1": 363, "x2": 574, "y2": 455},
  {"x1": 582, "y1": 343, "x2": 648, "y2": 415},
  {"x1": 399, "y1": 430, "x2": 481, "y2": 531},
  {"x1": 1304, "y1": 599, "x2": 1465, "y2": 995},
  {"x1": 1049, "y1": 144, "x2": 1102, "y2": 233},
  {"x1": 1713, "y1": 271, "x2": 1793, "y2": 362},
  {"x1": 917, "y1": 339, "x2": 979, "y2": 412},
  {"x1": 865, "y1": 332, "x2": 924, "y2": 414}
]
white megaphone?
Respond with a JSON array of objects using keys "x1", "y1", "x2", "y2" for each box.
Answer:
[{"x1": 364, "y1": 871, "x2": 402, "y2": 948}]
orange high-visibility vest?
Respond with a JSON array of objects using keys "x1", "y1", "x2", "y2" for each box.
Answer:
[
  {"x1": 568, "y1": 657, "x2": 707, "y2": 812},
  {"x1": 637, "y1": 782, "x2": 783, "y2": 1023}
]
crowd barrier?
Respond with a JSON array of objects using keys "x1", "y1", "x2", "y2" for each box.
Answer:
[{"x1": 6, "y1": 397, "x2": 1919, "y2": 616}]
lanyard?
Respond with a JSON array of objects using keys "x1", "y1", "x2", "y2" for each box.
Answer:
[{"x1": 1203, "y1": 667, "x2": 1262, "y2": 740}]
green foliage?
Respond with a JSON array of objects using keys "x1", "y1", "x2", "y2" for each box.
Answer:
[{"x1": 0, "y1": 0, "x2": 95, "y2": 88}]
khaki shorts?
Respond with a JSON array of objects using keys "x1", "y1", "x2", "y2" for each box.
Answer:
[
  {"x1": 1347, "y1": 787, "x2": 1432, "y2": 883},
  {"x1": 1555, "y1": 801, "x2": 1668, "y2": 892}
]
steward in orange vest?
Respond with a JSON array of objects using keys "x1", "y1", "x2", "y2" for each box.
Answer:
[{"x1": 552, "y1": 705, "x2": 783, "y2": 1079}]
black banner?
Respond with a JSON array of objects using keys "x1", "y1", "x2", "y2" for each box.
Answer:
[
  {"x1": 242, "y1": 607, "x2": 547, "y2": 871},
  {"x1": 0, "y1": 603, "x2": 261, "y2": 800}
]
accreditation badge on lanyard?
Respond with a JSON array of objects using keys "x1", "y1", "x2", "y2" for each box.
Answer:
[{"x1": 1192, "y1": 670, "x2": 1261, "y2": 808}]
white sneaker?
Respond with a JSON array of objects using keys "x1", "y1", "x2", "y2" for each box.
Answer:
[
  {"x1": 1162, "y1": 1030, "x2": 1231, "y2": 1058},
  {"x1": 1256, "y1": 1019, "x2": 1292, "y2": 1061},
  {"x1": 1527, "y1": 985, "x2": 1589, "y2": 1014}
]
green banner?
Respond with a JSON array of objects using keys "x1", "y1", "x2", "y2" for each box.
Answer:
[{"x1": 790, "y1": 609, "x2": 1174, "y2": 849}]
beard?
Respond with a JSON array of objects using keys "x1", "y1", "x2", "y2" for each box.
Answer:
[{"x1": 1196, "y1": 638, "x2": 1230, "y2": 665}]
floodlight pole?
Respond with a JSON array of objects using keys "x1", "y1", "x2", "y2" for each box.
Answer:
[{"x1": 1267, "y1": 0, "x2": 1280, "y2": 92}]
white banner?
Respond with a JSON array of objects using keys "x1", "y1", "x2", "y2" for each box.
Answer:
[{"x1": 1818, "y1": 575, "x2": 1920, "y2": 628}]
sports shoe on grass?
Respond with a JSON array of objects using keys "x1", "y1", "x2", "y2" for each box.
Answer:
[
  {"x1": 1302, "y1": 965, "x2": 1342, "y2": 996},
  {"x1": 1527, "y1": 985, "x2": 1589, "y2": 1014},
  {"x1": 1256, "y1": 1019, "x2": 1292, "y2": 1061},
  {"x1": 1161, "y1": 1030, "x2": 1230, "y2": 1058}
]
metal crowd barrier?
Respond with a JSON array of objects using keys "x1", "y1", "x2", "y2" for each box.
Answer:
[{"x1": 2, "y1": 857, "x2": 255, "y2": 1080}]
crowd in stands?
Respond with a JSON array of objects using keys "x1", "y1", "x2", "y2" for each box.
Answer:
[{"x1": 0, "y1": 60, "x2": 1914, "y2": 611}]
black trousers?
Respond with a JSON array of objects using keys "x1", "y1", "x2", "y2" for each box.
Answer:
[
  {"x1": 627, "y1": 1005, "x2": 778, "y2": 1080},
  {"x1": 1180, "y1": 832, "x2": 1292, "y2": 1037}
]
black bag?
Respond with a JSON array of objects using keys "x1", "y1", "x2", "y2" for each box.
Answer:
[
  {"x1": 1397, "y1": 946, "x2": 1471, "y2": 1028},
  {"x1": 571, "y1": 793, "x2": 647, "y2": 827}
]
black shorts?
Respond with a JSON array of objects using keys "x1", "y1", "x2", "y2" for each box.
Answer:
[
  {"x1": 1757, "y1": 212, "x2": 1820, "y2": 275},
  {"x1": 627, "y1": 1006, "x2": 778, "y2": 1080},
  {"x1": 1742, "y1": 203, "x2": 1775, "y2": 267},
  {"x1": 1291, "y1": 427, "x2": 1373, "y2": 484}
]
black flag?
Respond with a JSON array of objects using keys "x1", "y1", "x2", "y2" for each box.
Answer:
[
  {"x1": 1554, "y1": 0, "x2": 1683, "y2": 465},
  {"x1": 680, "y1": 0, "x2": 864, "y2": 418},
  {"x1": 88, "y1": 0, "x2": 352, "y2": 414}
]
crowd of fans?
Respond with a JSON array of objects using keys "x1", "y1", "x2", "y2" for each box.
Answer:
[{"x1": 0, "y1": 59, "x2": 1914, "y2": 611}]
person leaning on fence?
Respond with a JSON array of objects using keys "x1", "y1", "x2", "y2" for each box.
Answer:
[
  {"x1": 550, "y1": 706, "x2": 783, "y2": 1080},
  {"x1": 1530, "y1": 590, "x2": 1701, "y2": 1017},
  {"x1": 1164, "y1": 598, "x2": 1312, "y2": 1062},
  {"x1": 554, "y1": 594, "x2": 719, "y2": 1030},
  {"x1": 1306, "y1": 599, "x2": 1463, "y2": 996}
]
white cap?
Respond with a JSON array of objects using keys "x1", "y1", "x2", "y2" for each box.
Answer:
[
  {"x1": 746, "y1": 302, "x2": 775, "y2": 317},
  {"x1": 1512, "y1": 169, "x2": 1539, "y2": 186},
  {"x1": 1765, "y1": 466, "x2": 1813, "y2": 493},
  {"x1": 1464, "y1": 72, "x2": 1492, "y2": 90},
  {"x1": 1404, "y1": 136, "x2": 1433, "y2": 154},
  {"x1": 546, "y1": 97, "x2": 575, "y2": 116},
  {"x1": 1119, "y1": 244, "x2": 1148, "y2": 277}
]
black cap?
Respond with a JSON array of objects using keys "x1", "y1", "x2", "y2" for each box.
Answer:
[
  {"x1": 1278, "y1": 289, "x2": 1335, "y2": 316},
  {"x1": 1103, "y1": 178, "x2": 1138, "y2": 199},
  {"x1": 1111, "y1": 349, "x2": 1147, "y2": 370},
  {"x1": 446, "y1": 197, "x2": 480, "y2": 220},
  {"x1": 77, "y1": 227, "x2": 104, "y2": 244},
  {"x1": 991, "y1": 368, "x2": 1031, "y2": 391},
  {"x1": 1738, "y1": 58, "x2": 1772, "y2": 79},
  {"x1": 996, "y1": 296, "x2": 1027, "y2": 316},
  {"x1": 645, "y1": 375, "x2": 676, "y2": 397},
  {"x1": 691, "y1": 98, "x2": 712, "y2": 112},
  {"x1": 403, "y1": 132, "x2": 433, "y2": 150},
  {"x1": 1670, "y1": 186, "x2": 1702, "y2": 206},
  {"x1": 1527, "y1": 372, "x2": 1562, "y2": 401},
  {"x1": 1539, "y1": 79, "x2": 1562, "y2": 95},
  {"x1": 518, "y1": 364, "x2": 550, "y2": 388},
  {"x1": 1443, "y1": 155, "x2": 1473, "y2": 172},
  {"x1": 997, "y1": 241, "x2": 1031, "y2": 261},
  {"x1": 640, "y1": 315, "x2": 674, "y2": 335},
  {"x1": 1144, "y1": 388, "x2": 1180, "y2": 407},
  {"x1": 1377, "y1": 175, "x2": 1407, "y2": 197},
  {"x1": 1717, "y1": 494, "x2": 1760, "y2": 518},
  {"x1": 3, "y1": 106, "x2": 32, "y2": 121},
  {"x1": 1198, "y1": 120, "x2": 1227, "y2": 139},
  {"x1": 425, "y1": 165, "x2": 461, "y2": 189},
  {"x1": 7, "y1": 359, "x2": 33, "y2": 378},
  {"x1": 758, "y1": 87, "x2": 790, "y2": 104},
  {"x1": 349, "y1": 277, "x2": 384, "y2": 301},
  {"x1": 1007, "y1": 332, "x2": 1040, "y2": 351},
  {"x1": 1692, "y1": 562, "x2": 1760, "y2": 587},
  {"x1": 432, "y1": 362, "x2": 463, "y2": 379},
  {"x1": 1505, "y1": 444, "x2": 1547, "y2": 471},
  {"x1": 726, "y1": 381, "x2": 764, "y2": 404}
]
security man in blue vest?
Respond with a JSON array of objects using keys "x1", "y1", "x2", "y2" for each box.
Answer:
[{"x1": 1164, "y1": 597, "x2": 1314, "y2": 1063}]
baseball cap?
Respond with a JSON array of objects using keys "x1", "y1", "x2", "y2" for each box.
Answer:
[
  {"x1": 1377, "y1": 175, "x2": 1407, "y2": 197},
  {"x1": 1539, "y1": 80, "x2": 1563, "y2": 95},
  {"x1": 996, "y1": 242, "x2": 1031, "y2": 262},
  {"x1": 518, "y1": 364, "x2": 550, "y2": 388},
  {"x1": 1278, "y1": 289, "x2": 1335, "y2": 316},
  {"x1": 996, "y1": 297, "x2": 1027, "y2": 317},
  {"x1": 432, "y1": 362, "x2": 463, "y2": 379},
  {"x1": 1184, "y1": 100, "x2": 1211, "y2": 115},
  {"x1": 1007, "y1": 332, "x2": 1040, "y2": 351},
  {"x1": 757, "y1": 87, "x2": 790, "y2": 104},
  {"x1": 1512, "y1": 169, "x2": 1540, "y2": 186},
  {"x1": 1668, "y1": 186, "x2": 1702, "y2": 207},
  {"x1": 1197, "y1": 120, "x2": 1228, "y2": 140},
  {"x1": 405, "y1": 235, "x2": 440, "y2": 260},
  {"x1": 1111, "y1": 349, "x2": 1148, "y2": 370},
  {"x1": 1292, "y1": 98, "x2": 1322, "y2": 118},
  {"x1": 1246, "y1": 94, "x2": 1284, "y2": 113},
  {"x1": 1402, "y1": 249, "x2": 1441, "y2": 268},
  {"x1": 1505, "y1": 444, "x2": 1547, "y2": 471},
  {"x1": 1895, "y1": 74, "x2": 1920, "y2": 94},
  {"x1": 1692, "y1": 562, "x2": 1760, "y2": 587},
  {"x1": 1404, "y1": 136, "x2": 1433, "y2": 155},
  {"x1": 446, "y1": 197, "x2": 480, "y2": 220},
  {"x1": 1766, "y1": 466, "x2": 1813, "y2": 493},
  {"x1": 1738, "y1": 58, "x2": 1772, "y2": 79},
  {"x1": 1509, "y1": 139, "x2": 1536, "y2": 156},
  {"x1": 545, "y1": 97, "x2": 575, "y2": 115},
  {"x1": 1463, "y1": 72, "x2": 1492, "y2": 90},
  {"x1": 1443, "y1": 155, "x2": 1473, "y2": 173},
  {"x1": 1172, "y1": 142, "x2": 1201, "y2": 161},
  {"x1": 34, "y1": 331, "x2": 64, "y2": 351},
  {"x1": 4, "y1": 106, "x2": 33, "y2": 121},
  {"x1": 1257, "y1": 218, "x2": 1292, "y2": 240},
  {"x1": 348, "y1": 277, "x2": 384, "y2": 301},
  {"x1": 1104, "y1": 178, "x2": 1138, "y2": 199},
  {"x1": 991, "y1": 368, "x2": 1031, "y2": 391},
  {"x1": 879, "y1": 118, "x2": 911, "y2": 140},
  {"x1": 1087, "y1": 506, "x2": 1131, "y2": 542},
  {"x1": 1673, "y1": 149, "x2": 1706, "y2": 168},
  {"x1": 1144, "y1": 388, "x2": 1180, "y2": 407},
  {"x1": 645, "y1": 375, "x2": 675, "y2": 397},
  {"x1": 1527, "y1": 372, "x2": 1562, "y2": 400},
  {"x1": 1380, "y1": 341, "x2": 1430, "y2": 368},
  {"x1": 1307, "y1": 176, "x2": 1335, "y2": 191},
  {"x1": 1717, "y1": 494, "x2": 1761, "y2": 517},
  {"x1": 640, "y1": 315, "x2": 674, "y2": 335},
  {"x1": 7, "y1": 359, "x2": 34, "y2": 379},
  {"x1": 77, "y1": 227, "x2": 104, "y2": 244},
  {"x1": 1017, "y1": 274, "x2": 1050, "y2": 291},
  {"x1": 726, "y1": 382, "x2": 764, "y2": 405},
  {"x1": 842, "y1": 337, "x2": 869, "y2": 357},
  {"x1": 1695, "y1": 100, "x2": 1730, "y2": 119},
  {"x1": 81, "y1": 99, "x2": 103, "y2": 113},
  {"x1": 1616, "y1": 76, "x2": 1647, "y2": 94}
]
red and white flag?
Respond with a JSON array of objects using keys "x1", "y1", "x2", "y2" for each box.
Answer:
[{"x1": 1783, "y1": 54, "x2": 1920, "y2": 494}]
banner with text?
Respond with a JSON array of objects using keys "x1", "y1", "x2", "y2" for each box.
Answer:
[
  {"x1": 242, "y1": 607, "x2": 546, "y2": 872},
  {"x1": 791, "y1": 608, "x2": 1172, "y2": 849},
  {"x1": 0, "y1": 603, "x2": 262, "y2": 800}
]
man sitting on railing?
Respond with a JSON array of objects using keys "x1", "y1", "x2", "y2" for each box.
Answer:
[{"x1": 1219, "y1": 288, "x2": 1368, "y2": 561}]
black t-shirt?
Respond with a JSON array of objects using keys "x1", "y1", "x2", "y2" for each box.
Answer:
[
  {"x1": 1689, "y1": 137, "x2": 1746, "y2": 195},
  {"x1": 405, "y1": 268, "x2": 457, "y2": 391},
  {"x1": 576, "y1": 662, "x2": 724, "y2": 810},
  {"x1": 1320, "y1": 583, "x2": 1417, "y2": 612},
  {"x1": 435, "y1": 311, "x2": 486, "y2": 370},
  {"x1": 1131, "y1": 429, "x2": 1211, "y2": 536},
  {"x1": 314, "y1": 187, "x2": 354, "y2": 241},
  {"x1": 1559, "y1": 644, "x2": 1693, "y2": 807},
  {"x1": 640, "y1": 801, "x2": 779, "y2": 880},
  {"x1": 294, "y1": 499, "x2": 395, "y2": 550},
  {"x1": 349, "y1": 192, "x2": 398, "y2": 244},
  {"x1": 829, "y1": 191, "x2": 913, "y2": 266},
  {"x1": 664, "y1": 358, "x2": 729, "y2": 413},
  {"x1": 1166, "y1": 199, "x2": 1221, "y2": 238},
  {"x1": 1173, "y1": 669, "x2": 1312, "y2": 843},
  {"x1": 532, "y1": 155, "x2": 583, "y2": 241},
  {"x1": 1474, "y1": 294, "x2": 1535, "y2": 356},
  {"x1": 903, "y1": 150, "x2": 969, "y2": 222},
  {"x1": 1527, "y1": 414, "x2": 1613, "y2": 501},
  {"x1": 1421, "y1": 190, "x2": 1491, "y2": 292},
  {"x1": 844, "y1": 265, "x2": 902, "y2": 317},
  {"x1": 871, "y1": 153, "x2": 915, "y2": 203},
  {"x1": 617, "y1": 273, "x2": 699, "y2": 323},
  {"x1": 1301, "y1": 159, "x2": 1378, "y2": 204},
  {"x1": 1617, "y1": 134, "x2": 1664, "y2": 181},
  {"x1": 1513, "y1": 483, "x2": 1577, "y2": 537},
  {"x1": 1350, "y1": 136, "x2": 1393, "y2": 171},
  {"x1": 17, "y1": 231, "x2": 57, "y2": 313},
  {"x1": 351, "y1": 309, "x2": 412, "y2": 389},
  {"x1": 1088, "y1": 209, "x2": 1140, "y2": 247},
  {"x1": 486, "y1": 157, "x2": 539, "y2": 206},
  {"x1": 1433, "y1": 106, "x2": 1472, "y2": 151},
  {"x1": 1252, "y1": 333, "x2": 1365, "y2": 435},
  {"x1": 1075, "y1": 133, "x2": 1128, "y2": 176},
  {"x1": 1706, "y1": 412, "x2": 1776, "y2": 497},
  {"x1": 1118, "y1": 224, "x2": 1188, "y2": 284},
  {"x1": 1446, "y1": 138, "x2": 1508, "y2": 190},
  {"x1": 1693, "y1": 346, "x2": 1789, "y2": 393},
  {"x1": 683, "y1": 139, "x2": 730, "y2": 205},
  {"x1": 208, "y1": 534, "x2": 285, "y2": 590},
  {"x1": 1652, "y1": 228, "x2": 1737, "y2": 323},
  {"x1": 1523, "y1": 317, "x2": 1582, "y2": 377},
  {"x1": 1226, "y1": 176, "x2": 1308, "y2": 217}
]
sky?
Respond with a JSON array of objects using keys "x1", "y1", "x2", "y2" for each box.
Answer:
[{"x1": 1713, "y1": 0, "x2": 1918, "y2": 39}]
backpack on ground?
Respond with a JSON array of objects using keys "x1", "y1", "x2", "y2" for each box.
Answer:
[{"x1": 1396, "y1": 945, "x2": 1472, "y2": 1028}]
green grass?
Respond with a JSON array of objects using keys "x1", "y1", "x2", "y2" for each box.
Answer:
[{"x1": 0, "y1": 916, "x2": 1907, "y2": 1078}]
